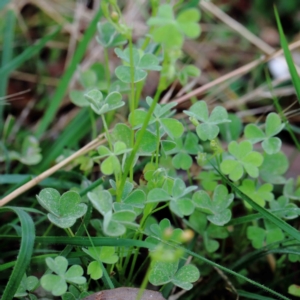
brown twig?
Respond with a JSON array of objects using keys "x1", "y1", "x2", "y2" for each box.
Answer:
[{"x1": 0, "y1": 133, "x2": 106, "y2": 207}]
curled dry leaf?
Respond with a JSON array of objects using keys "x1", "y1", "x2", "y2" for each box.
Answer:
[{"x1": 82, "y1": 287, "x2": 166, "y2": 300}]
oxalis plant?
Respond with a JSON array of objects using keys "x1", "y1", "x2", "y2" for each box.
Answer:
[{"x1": 2, "y1": 2, "x2": 300, "y2": 300}]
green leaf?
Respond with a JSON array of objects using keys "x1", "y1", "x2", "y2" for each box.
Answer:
[
  {"x1": 41, "y1": 256, "x2": 86, "y2": 296},
  {"x1": 262, "y1": 137, "x2": 281, "y2": 154},
  {"x1": 19, "y1": 136, "x2": 42, "y2": 165},
  {"x1": 265, "y1": 113, "x2": 284, "y2": 136},
  {"x1": 96, "y1": 22, "x2": 127, "y2": 48},
  {"x1": 111, "y1": 123, "x2": 132, "y2": 148},
  {"x1": 196, "y1": 123, "x2": 219, "y2": 141},
  {"x1": 219, "y1": 113, "x2": 243, "y2": 142},
  {"x1": 247, "y1": 221, "x2": 284, "y2": 249},
  {"x1": 101, "y1": 155, "x2": 121, "y2": 175},
  {"x1": 283, "y1": 178, "x2": 300, "y2": 200},
  {"x1": 176, "y1": 8, "x2": 201, "y2": 38},
  {"x1": 147, "y1": 4, "x2": 201, "y2": 48},
  {"x1": 172, "y1": 152, "x2": 192, "y2": 170},
  {"x1": 145, "y1": 218, "x2": 184, "y2": 246},
  {"x1": 136, "y1": 129, "x2": 157, "y2": 154},
  {"x1": 245, "y1": 113, "x2": 284, "y2": 154},
  {"x1": 46, "y1": 256, "x2": 68, "y2": 275},
  {"x1": 85, "y1": 90, "x2": 124, "y2": 115},
  {"x1": 196, "y1": 171, "x2": 220, "y2": 191},
  {"x1": 114, "y1": 47, "x2": 161, "y2": 83},
  {"x1": 193, "y1": 185, "x2": 233, "y2": 226},
  {"x1": 87, "y1": 261, "x2": 102, "y2": 280},
  {"x1": 260, "y1": 151, "x2": 289, "y2": 184},
  {"x1": 41, "y1": 274, "x2": 67, "y2": 296},
  {"x1": 172, "y1": 264, "x2": 200, "y2": 290},
  {"x1": 239, "y1": 179, "x2": 274, "y2": 208},
  {"x1": 64, "y1": 265, "x2": 86, "y2": 284},
  {"x1": 87, "y1": 190, "x2": 113, "y2": 215},
  {"x1": 79, "y1": 69, "x2": 97, "y2": 88},
  {"x1": 244, "y1": 124, "x2": 265, "y2": 143},
  {"x1": 288, "y1": 284, "x2": 300, "y2": 297},
  {"x1": 160, "y1": 118, "x2": 184, "y2": 139},
  {"x1": 37, "y1": 189, "x2": 87, "y2": 228},
  {"x1": 83, "y1": 246, "x2": 118, "y2": 264},
  {"x1": 221, "y1": 140, "x2": 263, "y2": 181},
  {"x1": 184, "y1": 101, "x2": 230, "y2": 141},
  {"x1": 270, "y1": 196, "x2": 298, "y2": 220},
  {"x1": 69, "y1": 90, "x2": 89, "y2": 107},
  {"x1": 147, "y1": 188, "x2": 170, "y2": 203},
  {"x1": 149, "y1": 261, "x2": 178, "y2": 285}
]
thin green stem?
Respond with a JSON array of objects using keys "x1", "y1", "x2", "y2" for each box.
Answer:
[
  {"x1": 136, "y1": 266, "x2": 151, "y2": 300},
  {"x1": 104, "y1": 48, "x2": 111, "y2": 88},
  {"x1": 128, "y1": 36, "x2": 136, "y2": 182},
  {"x1": 117, "y1": 82, "x2": 164, "y2": 201},
  {"x1": 101, "y1": 114, "x2": 113, "y2": 151},
  {"x1": 89, "y1": 109, "x2": 97, "y2": 139},
  {"x1": 155, "y1": 121, "x2": 160, "y2": 167}
]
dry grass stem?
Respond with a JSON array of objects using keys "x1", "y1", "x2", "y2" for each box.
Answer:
[{"x1": 0, "y1": 133, "x2": 106, "y2": 207}]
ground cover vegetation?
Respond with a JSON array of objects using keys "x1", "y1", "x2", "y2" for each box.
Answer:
[{"x1": 1, "y1": 0, "x2": 300, "y2": 299}]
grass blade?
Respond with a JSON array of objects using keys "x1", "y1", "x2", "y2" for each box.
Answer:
[
  {"x1": 0, "y1": 26, "x2": 60, "y2": 78},
  {"x1": 181, "y1": 246, "x2": 289, "y2": 300},
  {"x1": 274, "y1": 6, "x2": 300, "y2": 103},
  {"x1": 0, "y1": 9, "x2": 16, "y2": 127},
  {"x1": 2, "y1": 235, "x2": 154, "y2": 249},
  {"x1": 0, "y1": 207, "x2": 35, "y2": 300},
  {"x1": 36, "y1": 8, "x2": 103, "y2": 137},
  {"x1": 237, "y1": 290, "x2": 277, "y2": 300}
]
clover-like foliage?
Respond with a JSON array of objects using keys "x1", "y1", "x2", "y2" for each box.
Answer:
[
  {"x1": 189, "y1": 210, "x2": 228, "y2": 253},
  {"x1": 245, "y1": 112, "x2": 285, "y2": 154},
  {"x1": 94, "y1": 141, "x2": 131, "y2": 175},
  {"x1": 177, "y1": 65, "x2": 201, "y2": 86},
  {"x1": 129, "y1": 96, "x2": 184, "y2": 140},
  {"x1": 239, "y1": 179, "x2": 274, "y2": 208},
  {"x1": 96, "y1": 22, "x2": 127, "y2": 48},
  {"x1": 84, "y1": 89, "x2": 124, "y2": 115},
  {"x1": 270, "y1": 196, "x2": 299, "y2": 220},
  {"x1": 184, "y1": 101, "x2": 231, "y2": 141},
  {"x1": 114, "y1": 47, "x2": 161, "y2": 83},
  {"x1": 149, "y1": 260, "x2": 200, "y2": 290},
  {"x1": 247, "y1": 220, "x2": 284, "y2": 249},
  {"x1": 87, "y1": 190, "x2": 138, "y2": 236},
  {"x1": 147, "y1": 4, "x2": 201, "y2": 48},
  {"x1": 289, "y1": 284, "x2": 300, "y2": 297},
  {"x1": 145, "y1": 218, "x2": 184, "y2": 248},
  {"x1": 41, "y1": 256, "x2": 86, "y2": 296},
  {"x1": 220, "y1": 140, "x2": 263, "y2": 181},
  {"x1": 0, "y1": 136, "x2": 42, "y2": 166},
  {"x1": 283, "y1": 178, "x2": 300, "y2": 200},
  {"x1": 15, "y1": 273, "x2": 39, "y2": 298},
  {"x1": 170, "y1": 132, "x2": 202, "y2": 170},
  {"x1": 196, "y1": 171, "x2": 221, "y2": 191},
  {"x1": 147, "y1": 178, "x2": 197, "y2": 217},
  {"x1": 83, "y1": 246, "x2": 119, "y2": 280},
  {"x1": 62, "y1": 285, "x2": 89, "y2": 300},
  {"x1": 110, "y1": 179, "x2": 146, "y2": 215},
  {"x1": 193, "y1": 185, "x2": 234, "y2": 226},
  {"x1": 37, "y1": 188, "x2": 87, "y2": 228},
  {"x1": 259, "y1": 151, "x2": 289, "y2": 184},
  {"x1": 111, "y1": 123, "x2": 157, "y2": 156}
]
